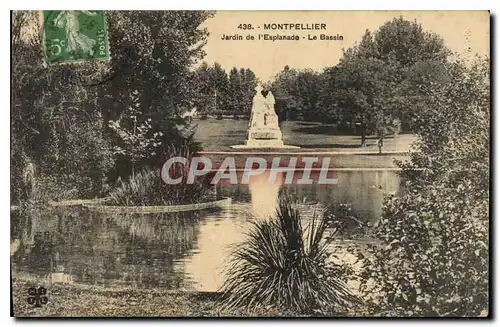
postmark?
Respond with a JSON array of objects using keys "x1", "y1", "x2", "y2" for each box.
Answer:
[{"x1": 42, "y1": 10, "x2": 110, "y2": 65}]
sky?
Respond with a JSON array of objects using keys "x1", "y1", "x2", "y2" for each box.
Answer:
[{"x1": 200, "y1": 11, "x2": 490, "y2": 82}]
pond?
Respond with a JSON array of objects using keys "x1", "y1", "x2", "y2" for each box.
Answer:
[{"x1": 11, "y1": 170, "x2": 400, "y2": 292}]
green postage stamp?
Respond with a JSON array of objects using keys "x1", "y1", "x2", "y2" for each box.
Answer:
[{"x1": 42, "y1": 10, "x2": 110, "y2": 64}]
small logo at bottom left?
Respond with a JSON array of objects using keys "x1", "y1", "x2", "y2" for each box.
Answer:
[{"x1": 27, "y1": 286, "x2": 48, "y2": 307}]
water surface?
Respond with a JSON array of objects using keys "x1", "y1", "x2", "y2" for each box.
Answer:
[{"x1": 11, "y1": 170, "x2": 400, "y2": 292}]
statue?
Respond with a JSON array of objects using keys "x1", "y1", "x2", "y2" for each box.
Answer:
[
  {"x1": 231, "y1": 84, "x2": 299, "y2": 149},
  {"x1": 249, "y1": 85, "x2": 266, "y2": 129},
  {"x1": 245, "y1": 85, "x2": 283, "y2": 147},
  {"x1": 264, "y1": 91, "x2": 278, "y2": 126},
  {"x1": 265, "y1": 91, "x2": 275, "y2": 112}
]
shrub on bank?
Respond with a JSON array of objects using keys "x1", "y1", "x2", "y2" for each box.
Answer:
[
  {"x1": 108, "y1": 167, "x2": 214, "y2": 206},
  {"x1": 108, "y1": 145, "x2": 214, "y2": 206}
]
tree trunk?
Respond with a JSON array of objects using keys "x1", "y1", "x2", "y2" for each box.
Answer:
[
  {"x1": 361, "y1": 121, "x2": 367, "y2": 147},
  {"x1": 378, "y1": 109, "x2": 385, "y2": 154}
]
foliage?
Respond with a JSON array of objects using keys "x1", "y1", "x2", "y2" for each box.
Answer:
[
  {"x1": 241, "y1": 68, "x2": 258, "y2": 114},
  {"x1": 103, "y1": 10, "x2": 214, "y2": 119},
  {"x1": 268, "y1": 65, "x2": 300, "y2": 121},
  {"x1": 11, "y1": 11, "x2": 114, "y2": 202},
  {"x1": 108, "y1": 90, "x2": 162, "y2": 176},
  {"x1": 267, "y1": 17, "x2": 451, "y2": 141},
  {"x1": 220, "y1": 194, "x2": 362, "y2": 314},
  {"x1": 193, "y1": 62, "x2": 258, "y2": 115},
  {"x1": 108, "y1": 168, "x2": 214, "y2": 206},
  {"x1": 329, "y1": 18, "x2": 450, "y2": 144},
  {"x1": 108, "y1": 144, "x2": 214, "y2": 206},
  {"x1": 334, "y1": 49, "x2": 402, "y2": 145},
  {"x1": 324, "y1": 203, "x2": 370, "y2": 238},
  {"x1": 46, "y1": 118, "x2": 114, "y2": 198},
  {"x1": 12, "y1": 10, "x2": 214, "y2": 202},
  {"x1": 358, "y1": 57, "x2": 489, "y2": 317},
  {"x1": 370, "y1": 17, "x2": 450, "y2": 65},
  {"x1": 228, "y1": 67, "x2": 243, "y2": 116},
  {"x1": 102, "y1": 11, "x2": 214, "y2": 175}
]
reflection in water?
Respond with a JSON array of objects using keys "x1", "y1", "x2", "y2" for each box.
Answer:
[
  {"x1": 11, "y1": 171, "x2": 400, "y2": 292},
  {"x1": 219, "y1": 170, "x2": 400, "y2": 221},
  {"x1": 112, "y1": 212, "x2": 202, "y2": 255},
  {"x1": 248, "y1": 170, "x2": 283, "y2": 218},
  {"x1": 183, "y1": 205, "x2": 250, "y2": 292},
  {"x1": 11, "y1": 208, "x2": 204, "y2": 290}
]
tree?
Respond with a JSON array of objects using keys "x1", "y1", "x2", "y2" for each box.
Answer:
[
  {"x1": 11, "y1": 11, "x2": 114, "y2": 201},
  {"x1": 228, "y1": 67, "x2": 243, "y2": 116},
  {"x1": 193, "y1": 61, "x2": 214, "y2": 114},
  {"x1": 101, "y1": 11, "x2": 214, "y2": 175},
  {"x1": 241, "y1": 68, "x2": 258, "y2": 115},
  {"x1": 315, "y1": 66, "x2": 343, "y2": 125},
  {"x1": 108, "y1": 90, "x2": 163, "y2": 177},
  {"x1": 294, "y1": 70, "x2": 325, "y2": 122},
  {"x1": 358, "y1": 58, "x2": 489, "y2": 317},
  {"x1": 372, "y1": 17, "x2": 450, "y2": 66},
  {"x1": 335, "y1": 49, "x2": 400, "y2": 146},
  {"x1": 208, "y1": 62, "x2": 229, "y2": 115},
  {"x1": 270, "y1": 65, "x2": 300, "y2": 120},
  {"x1": 357, "y1": 20, "x2": 450, "y2": 132},
  {"x1": 11, "y1": 10, "x2": 215, "y2": 200},
  {"x1": 324, "y1": 19, "x2": 451, "y2": 143},
  {"x1": 103, "y1": 11, "x2": 213, "y2": 117},
  {"x1": 193, "y1": 63, "x2": 257, "y2": 116}
]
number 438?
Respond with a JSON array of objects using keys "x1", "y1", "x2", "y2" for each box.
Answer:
[{"x1": 237, "y1": 24, "x2": 253, "y2": 30}]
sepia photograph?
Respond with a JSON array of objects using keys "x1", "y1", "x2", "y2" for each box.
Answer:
[{"x1": 10, "y1": 10, "x2": 490, "y2": 318}]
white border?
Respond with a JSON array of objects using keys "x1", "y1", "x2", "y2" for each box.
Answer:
[{"x1": 3, "y1": 1, "x2": 498, "y2": 326}]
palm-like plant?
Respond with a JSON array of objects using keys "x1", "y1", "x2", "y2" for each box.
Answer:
[{"x1": 219, "y1": 193, "x2": 362, "y2": 314}]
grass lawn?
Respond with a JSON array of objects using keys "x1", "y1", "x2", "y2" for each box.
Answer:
[{"x1": 193, "y1": 119, "x2": 418, "y2": 153}]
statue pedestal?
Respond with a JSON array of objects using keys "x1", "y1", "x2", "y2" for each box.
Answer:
[
  {"x1": 247, "y1": 128, "x2": 283, "y2": 146},
  {"x1": 231, "y1": 142, "x2": 299, "y2": 149},
  {"x1": 246, "y1": 139, "x2": 284, "y2": 147},
  {"x1": 233, "y1": 125, "x2": 299, "y2": 149}
]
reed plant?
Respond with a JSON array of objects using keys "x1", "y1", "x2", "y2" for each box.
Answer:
[
  {"x1": 108, "y1": 144, "x2": 213, "y2": 206},
  {"x1": 220, "y1": 193, "x2": 362, "y2": 314}
]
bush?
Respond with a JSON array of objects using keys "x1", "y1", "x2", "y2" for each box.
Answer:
[
  {"x1": 108, "y1": 145, "x2": 214, "y2": 206},
  {"x1": 358, "y1": 58, "x2": 489, "y2": 317},
  {"x1": 11, "y1": 120, "x2": 113, "y2": 204},
  {"x1": 220, "y1": 194, "x2": 361, "y2": 314},
  {"x1": 108, "y1": 167, "x2": 214, "y2": 206},
  {"x1": 324, "y1": 203, "x2": 369, "y2": 238}
]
